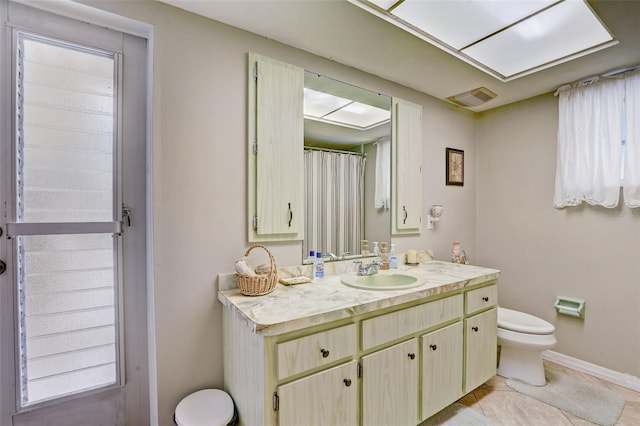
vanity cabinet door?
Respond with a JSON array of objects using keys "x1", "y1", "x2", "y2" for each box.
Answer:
[
  {"x1": 392, "y1": 98, "x2": 422, "y2": 234},
  {"x1": 362, "y1": 339, "x2": 419, "y2": 426},
  {"x1": 248, "y1": 52, "x2": 304, "y2": 241},
  {"x1": 421, "y1": 322, "x2": 463, "y2": 421},
  {"x1": 465, "y1": 307, "x2": 497, "y2": 393},
  {"x1": 277, "y1": 361, "x2": 357, "y2": 426}
]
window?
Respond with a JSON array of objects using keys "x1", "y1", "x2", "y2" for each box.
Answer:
[
  {"x1": 554, "y1": 71, "x2": 640, "y2": 208},
  {"x1": 13, "y1": 32, "x2": 121, "y2": 407}
]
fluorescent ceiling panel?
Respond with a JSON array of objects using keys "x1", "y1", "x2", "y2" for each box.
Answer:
[
  {"x1": 389, "y1": 0, "x2": 555, "y2": 50},
  {"x1": 462, "y1": 0, "x2": 615, "y2": 77},
  {"x1": 304, "y1": 88, "x2": 390, "y2": 129},
  {"x1": 304, "y1": 88, "x2": 351, "y2": 117},
  {"x1": 351, "y1": 0, "x2": 616, "y2": 81},
  {"x1": 324, "y1": 102, "x2": 390, "y2": 128}
]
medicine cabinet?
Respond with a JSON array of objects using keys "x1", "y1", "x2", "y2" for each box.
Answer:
[{"x1": 247, "y1": 52, "x2": 423, "y2": 245}]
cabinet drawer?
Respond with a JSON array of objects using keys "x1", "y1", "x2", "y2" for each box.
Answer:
[
  {"x1": 277, "y1": 324, "x2": 356, "y2": 380},
  {"x1": 465, "y1": 284, "x2": 497, "y2": 315},
  {"x1": 362, "y1": 294, "x2": 463, "y2": 351}
]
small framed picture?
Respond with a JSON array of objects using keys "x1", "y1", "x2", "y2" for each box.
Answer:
[{"x1": 446, "y1": 148, "x2": 464, "y2": 186}]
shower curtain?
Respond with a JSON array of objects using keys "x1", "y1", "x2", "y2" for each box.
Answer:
[{"x1": 304, "y1": 149, "x2": 366, "y2": 258}]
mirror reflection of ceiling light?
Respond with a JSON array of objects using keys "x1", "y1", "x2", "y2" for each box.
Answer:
[
  {"x1": 304, "y1": 88, "x2": 391, "y2": 129},
  {"x1": 348, "y1": 0, "x2": 617, "y2": 81}
]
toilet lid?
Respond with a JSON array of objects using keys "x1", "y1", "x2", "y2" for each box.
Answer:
[
  {"x1": 175, "y1": 389, "x2": 234, "y2": 426},
  {"x1": 498, "y1": 307, "x2": 555, "y2": 335}
]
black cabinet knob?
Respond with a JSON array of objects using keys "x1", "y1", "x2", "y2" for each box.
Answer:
[
  {"x1": 320, "y1": 348, "x2": 330, "y2": 358},
  {"x1": 472, "y1": 326, "x2": 479, "y2": 332},
  {"x1": 407, "y1": 353, "x2": 416, "y2": 360},
  {"x1": 430, "y1": 344, "x2": 437, "y2": 351},
  {"x1": 343, "y1": 378, "x2": 352, "y2": 387}
]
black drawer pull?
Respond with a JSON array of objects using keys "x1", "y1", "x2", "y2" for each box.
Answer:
[
  {"x1": 407, "y1": 353, "x2": 416, "y2": 360},
  {"x1": 482, "y1": 296, "x2": 489, "y2": 302},
  {"x1": 320, "y1": 348, "x2": 330, "y2": 358},
  {"x1": 472, "y1": 326, "x2": 479, "y2": 332},
  {"x1": 430, "y1": 344, "x2": 437, "y2": 351}
]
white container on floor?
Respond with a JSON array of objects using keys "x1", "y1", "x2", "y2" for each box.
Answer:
[{"x1": 174, "y1": 389, "x2": 236, "y2": 426}]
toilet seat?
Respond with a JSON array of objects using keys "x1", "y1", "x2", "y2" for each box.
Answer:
[
  {"x1": 175, "y1": 389, "x2": 235, "y2": 426},
  {"x1": 498, "y1": 307, "x2": 555, "y2": 335}
]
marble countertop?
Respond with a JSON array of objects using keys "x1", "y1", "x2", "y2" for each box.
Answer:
[{"x1": 218, "y1": 261, "x2": 500, "y2": 336}]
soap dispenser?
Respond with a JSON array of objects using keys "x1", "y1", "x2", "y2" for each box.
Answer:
[{"x1": 389, "y1": 244, "x2": 398, "y2": 269}]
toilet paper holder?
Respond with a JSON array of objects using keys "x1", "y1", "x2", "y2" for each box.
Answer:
[{"x1": 554, "y1": 296, "x2": 585, "y2": 319}]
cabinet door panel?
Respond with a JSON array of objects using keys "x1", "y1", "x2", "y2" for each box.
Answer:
[
  {"x1": 392, "y1": 98, "x2": 422, "y2": 234},
  {"x1": 362, "y1": 339, "x2": 419, "y2": 426},
  {"x1": 465, "y1": 308, "x2": 498, "y2": 392},
  {"x1": 256, "y1": 57, "x2": 304, "y2": 235},
  {"x1": 248, "y1": 53, "x2": 304, "y2": 241},
  {"x1": 278, "y1": 361, "x2": 357, "y2": 426},
  {"x1": 421, "y1": 322, "x2": 463, "y2": 421}
]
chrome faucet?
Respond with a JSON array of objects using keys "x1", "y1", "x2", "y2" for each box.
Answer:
[
  {"x1": 327, "y1": 253, "x2": 339, "y2": 261},
  {"x1": 353, "y1": 260, "x2": 383, "y2": 276}
]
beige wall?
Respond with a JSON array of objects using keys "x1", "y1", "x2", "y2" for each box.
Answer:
[
  {"x1": 476, "y1": 93, "x2": 640, "y2": 377},
  {"x1": 86, "y1": 1, "x2": 478, "y2": 422}
]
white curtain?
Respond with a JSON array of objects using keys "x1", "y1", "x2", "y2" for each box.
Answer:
[
  {"x1": 554, "y1": 77, "x2": 625, "y2": 208},
  {"x1": 304, "y1": 150, "x2": 366, "y2": 257},
  {"x1": 374, "y1": 139, "x2": 390, "y2": 209},
  {"x1": 624, "y1": 72, "x2": 640, "y2": 207}
]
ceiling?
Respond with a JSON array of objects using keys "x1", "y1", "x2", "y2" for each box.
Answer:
[{"x1": 159, "y1": 0, "x2": 640, "y2": 112}]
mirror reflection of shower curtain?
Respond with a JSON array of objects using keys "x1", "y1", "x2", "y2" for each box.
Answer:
[{"x1": 304, "y1": 150, "x2": 366, "y2": 258}]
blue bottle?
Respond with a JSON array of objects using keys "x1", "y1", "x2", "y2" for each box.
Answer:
[{"x1": 314, "y1": 251, "x2": 325, "y2": 279}]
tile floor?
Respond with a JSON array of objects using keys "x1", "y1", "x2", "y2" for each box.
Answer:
[{"x1": 457, "y1": 361, "x2": 640, "y2": 425}]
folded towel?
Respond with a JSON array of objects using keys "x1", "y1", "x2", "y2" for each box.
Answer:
[{"x1": 235, "y1": 257, "x2": 256, "y2": 276}]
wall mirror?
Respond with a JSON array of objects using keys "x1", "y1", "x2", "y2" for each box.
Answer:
[{"x1": 303, "y1": 71, "x2": 391, "y2": 263}]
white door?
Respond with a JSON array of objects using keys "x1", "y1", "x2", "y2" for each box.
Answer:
[{"x1": 0, "y1": 3, "x2": 148, "y2": 425}]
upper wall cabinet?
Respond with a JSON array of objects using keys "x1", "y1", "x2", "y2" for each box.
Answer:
[
  {"x1": 247, "y1": 53, "x2": 305, "y2": 242},
  {"x1": 392, "y1": 98, "x2": 422, "y2": 234}
]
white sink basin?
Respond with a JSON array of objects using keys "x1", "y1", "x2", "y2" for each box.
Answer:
[{"x1": 341, "y1": 272, "x2": 425, "y2": 290}]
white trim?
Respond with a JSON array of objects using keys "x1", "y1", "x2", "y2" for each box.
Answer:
[
  {"x1": 543, "y1": 350, "x2": 640, "y2": 392},
  {"x1": 12, "y1": 0, "x2": 152, "y2": 38}
]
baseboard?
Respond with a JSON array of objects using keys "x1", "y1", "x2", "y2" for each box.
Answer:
[{"x1": 543, "y1": 350, "x2": 640, "y2": 392}]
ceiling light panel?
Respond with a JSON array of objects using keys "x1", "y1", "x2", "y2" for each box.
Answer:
[
  {"x1": 387, "y1": 0, "x2": 555, "y2": 50},
  {"x1": 462, "y1": 0, "x2": 615, "y2": 77},
  {"x1": 303, "y1": 88, "x2": 352, "y2": 117},
  {"x1": 324, "y1": 102, "x2": 390, "y2": 129},
  {"x1": 350, "y1": 0, "x2": 617, "y2": 81}
]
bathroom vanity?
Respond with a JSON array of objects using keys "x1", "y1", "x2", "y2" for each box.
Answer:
[{"x1": 218, "y1": 261, "x2": 499, "y2": 426}]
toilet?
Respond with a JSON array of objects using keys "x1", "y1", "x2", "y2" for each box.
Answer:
[
  {"x1": 497, "y1": 307, "x2": 557, "y2": 386},
  {"x1": 174, "y1": 389, "x2": 237, "y2": 426}
]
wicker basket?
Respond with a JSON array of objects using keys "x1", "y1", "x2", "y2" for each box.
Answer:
[{"x1": 236, "y1": 244, "x2": 277, "y2": 296}]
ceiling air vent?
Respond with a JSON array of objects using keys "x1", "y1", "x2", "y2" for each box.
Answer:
[{"x1": 446, "y1": 87, "x2": 497, "y2": 108}]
